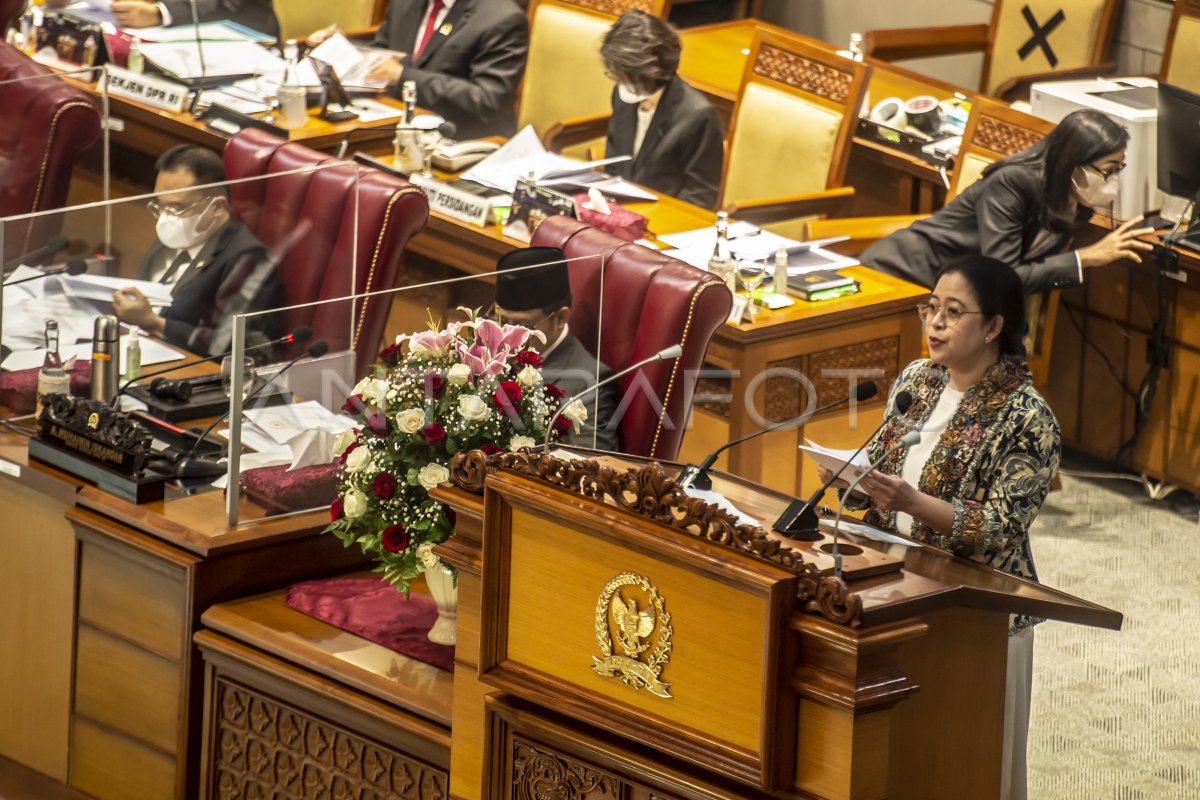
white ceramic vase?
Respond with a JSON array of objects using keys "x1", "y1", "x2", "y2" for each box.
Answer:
[{"x1": 424, "y1": 565, "x2": 458, "y2": 646}]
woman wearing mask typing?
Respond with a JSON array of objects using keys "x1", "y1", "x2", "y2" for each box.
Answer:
[
  {"x1": 860, "y1": 109, "x2": 1157, "y2": 293},
  {"x1": 600, "y1": 11, "x2": 724, "y2": 210}
]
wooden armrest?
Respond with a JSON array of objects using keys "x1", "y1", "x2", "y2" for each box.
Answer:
[
  {"x1": 865, "y1": 24, "x2": 989, "y2": 61},
  {"x1": 344, "y1": 24, "x2": 381, "y2": 42},
  {"x1": 723, "y1": 187, "x2": 855, "y2": 226},
  {"x1": 542, "y1": 113, "x2": 611, "y2": 154},
  {"x1": 804, "y1": 214, "x2": 928, "y2": 254},
  {"x1": 993, "y1": 62, "x2": 1118, "y2": 103}
]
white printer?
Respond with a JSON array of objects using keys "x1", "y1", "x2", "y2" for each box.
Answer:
[{"x1": 1031, "y1": 77, "x2": 1160, "y2": 222}]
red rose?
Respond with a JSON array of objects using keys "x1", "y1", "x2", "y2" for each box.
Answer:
[
  {"x1": 371, "y1": 472, "x2": 397, "y2": 499},
  {"x1": 493, "y1": 380, "x2": 522, "y2": 410},
  {"x1": 424, "y1": 373, "x2": 445, "y2": 399},
  {"x1": 516, "y1": 350, "x2": 544, "y2": 368},
  {"x1": 342, "y1": 393, "x2": 366, "y2": 415},
  {"x1": 330, "y1": 497, "x2": 344, "y2": 520},
  {"x1": 422, "y1": 423, "x2": 447, "y2": 445},
  {"x1": 381, "y1": 524, "x2": 408, "y2": 553},
  {"x1": 366, "y1": 412, "x2": 389, "y2": 437},
  {"x1": 544, "y1": 383, "x2": 565, "y2": 400},
  {"x1": 378, "y1": 342, "x2": 402, "y2": 367},
  {"x1": 479, "y1": 443, "x2": 503, "y2": 455},
  {"x1": 553, "y1": 414, "x2": 572, "y2": 433},
  {"x1": 339, "y1": 441, "x2": 358, "y2": 464}
]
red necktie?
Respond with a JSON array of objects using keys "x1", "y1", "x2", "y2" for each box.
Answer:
[{"x1": 414, "y1": 0, "x2": 446, "y2": 60}]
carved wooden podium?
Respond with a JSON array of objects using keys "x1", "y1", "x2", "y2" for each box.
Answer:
[{"x1": 195, "y1": 450, "x2": 1121, "y2": 799}]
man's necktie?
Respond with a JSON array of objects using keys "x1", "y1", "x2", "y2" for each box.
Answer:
[
  {"x1": 159, "y1": 250, "x2": 190, "y2": 285},
  {"x1": 414, "y1": 0, "x2": 446, "y2": 61}
]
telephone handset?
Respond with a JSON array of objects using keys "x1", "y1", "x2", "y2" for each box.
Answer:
[{"x1": 432, "y1": 139, "x2": 500, "y2": 171}]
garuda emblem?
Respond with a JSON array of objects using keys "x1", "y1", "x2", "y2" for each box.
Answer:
[{"x1": 591, "y1": 572, "x2": 673, "y2": 698}]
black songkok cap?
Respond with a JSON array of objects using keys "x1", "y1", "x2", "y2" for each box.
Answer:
[{"x1": 494, "y1": 246, "x2": 572, "y2": 312}]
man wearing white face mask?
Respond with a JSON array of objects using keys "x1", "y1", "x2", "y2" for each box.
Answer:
[
  {"x1": 112, "y1": 145, "x2": 285, "y2": 356},
  {"x1": 860, "y1": 109, "x2": 1158, "y2": 293},
  {"x1": 600, "y1": 11, "x2": 723, "y2": 210}
]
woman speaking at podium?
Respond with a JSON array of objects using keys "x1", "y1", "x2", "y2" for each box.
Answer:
[
  {"x1": 819, "y1": 256, "x2": 1060, "y2": 800},
  {"x1": 861, "y1": 109, "x2": 1157, "y2": 293}
]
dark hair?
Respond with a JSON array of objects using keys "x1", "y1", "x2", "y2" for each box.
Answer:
[
  {"x1": 982, "y1": 109, "x2": 1127, "y2": 232},
  {"x1": 600, "y1": 11, "x2": 681, "y2": 95},
  {"x1": 155, "y1": 145, "x2": 229, "y2": 198},
  {"x1": 936, "y1": 255, "x2": 1027, "y2": 358}
]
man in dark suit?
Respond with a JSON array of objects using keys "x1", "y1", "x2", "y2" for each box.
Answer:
[
  {"x1": 601, "y1": 11, "x2": 723, "y2": 210},
  {"x1": 359, "y1": 0, "x2": 528, "y2": 139},
  {"x1": 112, "y1": 145, "x2": 285, "y2": 357},
  {"x1": 44, "y1": 0, "x2": 280, "y2": 39},
  {"x1": 494, "y1": 247, "x2": 621, "y2": 453}
]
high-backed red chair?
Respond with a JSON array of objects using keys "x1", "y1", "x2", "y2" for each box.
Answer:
[
  {"x1": 222, "y1": 129, "x2": 428, "y2": 375},
  {"x1": 531, "y1": 216, "x2": 731, "y2": 461},
  {"x1": 0, "y1": 43, "x2": 101, "y2": 264}
]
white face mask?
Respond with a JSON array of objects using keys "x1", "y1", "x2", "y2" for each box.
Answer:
[
  {"x1": 156, "y1": 199, "x2": 216, "y2": 250},
  {"x1": 1072, "y1": 165, "x2": 1120, "y2": 208},
  {"x1": 617, "y1": 84, "x2": 649, "y2": 105}
]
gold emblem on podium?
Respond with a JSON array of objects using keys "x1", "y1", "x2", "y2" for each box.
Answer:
[{"x1": 591, "y1": 572, "x2": 673, "y2": 698}]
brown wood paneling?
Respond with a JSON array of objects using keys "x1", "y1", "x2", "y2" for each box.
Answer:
[{"x1": 69, "y1": 718, "x2": 176, "y2": 800}]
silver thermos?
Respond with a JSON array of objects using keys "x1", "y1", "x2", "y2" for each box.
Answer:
[{"x1": 90, "y1": 315, "x2": 120, "y2": 403}]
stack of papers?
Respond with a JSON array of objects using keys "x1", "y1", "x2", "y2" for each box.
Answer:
[
  {"x1": 798, "y1": 439, "x2": 870, "y2": 478},
  {"x1": 308, "y1": 33, "x2": 403, "y2": 91},
  {"x1": 655, "y1": 225, "x2": 858, "y2": 274}
]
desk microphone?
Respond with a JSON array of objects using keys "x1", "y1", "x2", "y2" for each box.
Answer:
[
  {"x1": 540, "y1": 344, "x2": 683, "y2": 452},
  {"x1": 186, "y1": 0, "x2": 208, "y2": 116},
  {"x1": 3, "y1": 259, "x2": 87, "y2": 287},
  {"x1": 829, "y1": 429, "x2": 921, "y2": 578},
  {"x1": 2, "y1": 235, "x2": 70, "y2": 271},
  {"x1": 678, "y1": 380, "x2": 878, "y2": 493},
  {"x1": 774, "y1": 390, "x2": 913, "y2": 539},
  {"x1": 110, "y1": 325, "x2": 312, "y2": 407},
  {"x1": 175, "y1": 339, "x2": 329, "y2": 478}
]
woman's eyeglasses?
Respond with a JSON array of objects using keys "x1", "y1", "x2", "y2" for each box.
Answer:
[
  {"x1": 1087, "y1": 162, "x2": 1128, "y2": 181},
  {"x1": 916, "y1": 301, "x2": 984, "y2": 328}
]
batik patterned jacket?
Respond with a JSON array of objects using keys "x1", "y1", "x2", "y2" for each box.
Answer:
[{"x1": 863, "y1": 357, "x2": 1061, "y2": 633}]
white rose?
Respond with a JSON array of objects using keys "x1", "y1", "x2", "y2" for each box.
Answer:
[
  {"x1": 331, "y1": 428, "x2": 358, "y2": 458},
  {"x1": 344, "y1": 445, "x2": 372, "y2": 472},
  {"x1": 417, "y1": 462, "x2": 450, "y2": 490},
  {"x1": 417, "y1": 542, "x2": 440, "y2": 571},
  {"x1": 352, "y1": 377, "x2": 389, "y2": 408},
  {"x1": 447, "y1": 363, "x2": 472, "y2": 385},
  {"x1": 508, "y1": 435, "x2": 536, "y2": 452},
  {"x1": 394, "y1": 408, "x2": 425, "y2": 434},
  {"x1": 343, "y1": 488, "x2": 368, "y2": 518},
  {"x1": 458, "y1": 394, "x2": 490, "y2": 422},
  {"x1": 561, "y1": 399, "x2": 588, "y2": 432},
  {"x1": 516, "y1": 364, "x2": 542, "y2": 387}
]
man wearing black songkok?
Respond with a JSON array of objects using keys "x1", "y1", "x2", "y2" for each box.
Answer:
[{"x1": 494, "y1": 247, "x2": 621, "y2": 453}]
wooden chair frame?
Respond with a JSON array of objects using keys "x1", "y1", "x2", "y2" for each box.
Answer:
[
  {"x1": 526, "y1": 0, "x2": 671, "y2": 24},
  {"x1": 865, "y1": 0, "x2": 1123, "y2": 101},
  {"x1": 1160, "y1": 0, "x2": 1200, "y2": 87}
]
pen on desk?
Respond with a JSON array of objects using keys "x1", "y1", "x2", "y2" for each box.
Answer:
[{"x1": 729, "y1": 229, "x2": 762, "y2": 240}]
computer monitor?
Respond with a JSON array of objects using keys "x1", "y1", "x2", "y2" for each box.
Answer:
[{"x1": 1156, "y1": 82, "x2": 1200, "y2": 243}]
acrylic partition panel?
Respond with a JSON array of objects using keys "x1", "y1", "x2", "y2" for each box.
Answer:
[
  {"x1": 0, "y1": 162, "x2": 358, "y2": 425},
  {"x1": 224, "y1": 253, "x2": 614, "y2": 527}
]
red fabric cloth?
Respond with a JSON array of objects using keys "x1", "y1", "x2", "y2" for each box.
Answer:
[
  {"x1": 285, "y1": 576, "x2": 454, "y2": 671},
  {"x1": 240, "y1": 461, "x2": 339, "y2": 514},
  {"x1": 572, "y1": 194, "x2": 648, "y2": 242},
  {"x1": 1, "y1": 361, "x2": 92, "y2": 414}
]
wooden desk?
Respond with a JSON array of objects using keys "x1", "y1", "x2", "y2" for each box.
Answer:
[{"x1": 677, "y1": 20, "x2": 974, "y2": 215}]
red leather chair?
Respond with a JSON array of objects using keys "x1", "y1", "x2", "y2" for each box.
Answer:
[
  {"x1": 531, "y1": 216, "x2": 732, "y2": 461},
  {"x1": 0, "y1": 43, "x2": 101, "y2": 264},
  {"x1": 221, "y1": 129, "x2": 429, "y2": 375},
  {"x1": 0, "y1": 0, "x2": 22, "y2": 34}
]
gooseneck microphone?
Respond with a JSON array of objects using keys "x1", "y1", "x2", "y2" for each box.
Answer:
[
  {"x1": 186, "y1": 0, "x2": 209, "y2": 115},
  {"x1": 110, "y1": 325, "x2": 313, "y2": 407},
  {"x1": 540, "y1": 344, "x2": 683, "y2": 452},
  {"x1": 678, "y1": 380, "x2": 878, "y2": 492},
  {"x1": 829, "y1": 429, "x2": 921, "y2": 578},
  {"x1": 774, "y1": 390, "x2": 913, "y2": 538},
  {"x1": 2, "y1": 235, "x2": 70, "y2": 271},
  {"x1": 175, "y1": 340, "x2": 330, "y2": 478},
  {"x1": 3, "y1": 259, "x2": 87, "y2": 287}
]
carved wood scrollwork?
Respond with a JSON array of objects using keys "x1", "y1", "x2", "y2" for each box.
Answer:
[
  {"x1": 449, "y1": 450, "x2": 863, "y2": 627},
  {"x1": 212, "y1": 678, "x2": 448, "y2": 799},
  {"x1": 974, "y1": 115, "x2": 1046, "y2": 158},
  {"x1": 753, "y1": 43, "x2": 853, "y2": 104},
  {"x1": 513, "y1": 739, "x2": 619, "y2": 800}
]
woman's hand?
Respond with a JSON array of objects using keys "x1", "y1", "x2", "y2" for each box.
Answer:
[
  {"x1": 112, "y1": 288, "x2": 165, "y2": 335},
  {"x1": 854, "y1": 471, "x2": 918, "y2": 513},
  {"x1": 1078, "y1": 216, "x2": 1157, "y2": 268},
  {"x1": 816, "y1": 465, "x2": 853, "y2": 490}
]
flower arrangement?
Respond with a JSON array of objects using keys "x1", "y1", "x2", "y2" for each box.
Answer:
[{"x1": 326, "y1": 310, "x2": 587, "y2": 591}]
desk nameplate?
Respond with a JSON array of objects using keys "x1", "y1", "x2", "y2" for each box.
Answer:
[{"x1": 102, "y1": 67, "x2": 188, "y2": 114}]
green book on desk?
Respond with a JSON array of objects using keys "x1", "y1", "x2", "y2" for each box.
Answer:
[{"x1": 787, "y1": 270, "x2": 860, "y2": 301}]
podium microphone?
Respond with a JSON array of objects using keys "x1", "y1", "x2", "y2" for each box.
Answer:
[
  {"x1": 175, "y1": 340, "x2": 330, "y2": 478},
  {"x1": 829, "y1": 429, "x2": 921, "y2": 578},
  {"x1": 2, "y1": 235, "x2": 70, "y2": 271},
  {"x1": 186, "y1": 0, "x2": 209, "y2": 115},
  {"x1": 3, "y1": 259, "x2": 87, "y2": 287},
  {"x1": 774, "y1": 390, "x2": 912, "y2": 539},
  {"x1": 678, "y1": 380, "x2": 878, "y2": 493},
  {"x1": 540, "y1": 344, "x2": 683, "y2": 452},
  {"x1": 110, "y1": 325, "x2": 313, "y2": 407}
]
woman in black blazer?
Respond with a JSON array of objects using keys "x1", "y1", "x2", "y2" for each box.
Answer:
[
  {"x1": 860, "y1": 109, "x2": 1157, "y2": 293},
  {"x1": 600, "y1": 11, "x2": 724, "y2": 210}
]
